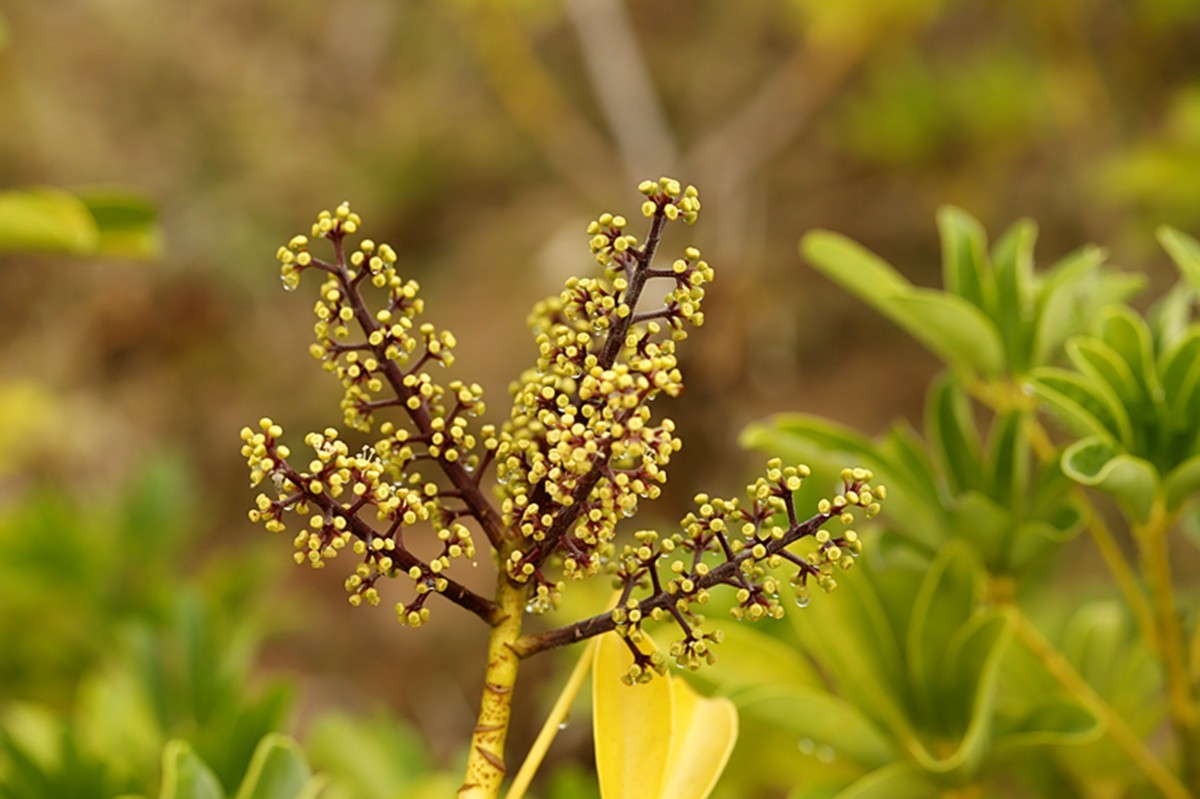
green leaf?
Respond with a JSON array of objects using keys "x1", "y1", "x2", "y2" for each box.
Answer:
[
  {"x1": 734, "y1": 684, "x2": 897, "y2": 770},
  {"x1": 742, "y1": 414, "x2": 878, "y2": 465},
  {"x1": 75, "y1": 188, "x2": 162, "y2": 260},
  {"x1": 985, "y1": 409, "x2": 1029, "y2": 511},
  {"x1": 990, "y1": 218, "x2": 1037, "y2": 371},
  {"x1": 785, "y1": 564, "x2": 911, "y2": 739},
  {"x1": 800, "y1": 231, "x2": 913, "y2": 313},
  {"x1": 906, "y1": 543, "x2": 983, "y2": 733},
  {"x1": 802, "y1": 231, "x2": 1005, "y2": 376},
  {"x1": 993, "y1": 699, "x2": 1100, "y2": 752},
  {"x1": 1148, "y1": 283, "x2": 1195, "y2": 355},
  {"x1": 888, "y1": 291, "x2": 1007, "y2": 377},
  {"x1": 233, "y1": 735, "x2": 311, "y2": 799},
  {"x1": 830, "y1": 762, "x2": 937, "y2": 799},
  {"x1": 933, "y1": 611, "x2": 1013, "y2": 772},
  {"x1": 1062, "y1": 437, "x2": 1160, "y2": 523},
  {"x1": 159, "y1": 741, "x2": 226, "y2": 799},
  {"x1": 937, "y1": 205, "x2": 992, "y2": 312},
  {"x1": 926, "y1": 376, "x2": 984, "y2": 494},
  {"x1": 0, "y1": 188, "x2": 99, "y2": 255},
  {"x1": 1031, "y1": 244, "x2": 1107, "y2": 367},
  {"x1": 1165, "y1": 454, "x2": 1200, "y2": 512},
  {"x1": 1007, "y1": 515, "x2": 1083, "y2": 574},
  {"x1": 688, "y1": 620, "x2": 824, "y2": 696},
  {"x1": 305, "y1": 712, "x2": 431, "y2": 799},
  {"x1": 1097, "y1": 306, "x2": 1162, "y2": 409},
  {"x1": 946, "y1": 491, "x2": 1013, "y2": 573},
  {"x1": 1065, "y1": 338, "x2": 1142, "y2": 419},
  {"x1": 1162, "y1": 328, "x2": 1200, "y2": 429},
  {"x1": 1027, "y1": 367, "x2": 1131, "y2": 446},
  {"x1": 593, "y1": 633, "x2": 672, "y2": 799},
  {"x1": 1158, "y1": 225, "x2": 1200, "y2": 294}
]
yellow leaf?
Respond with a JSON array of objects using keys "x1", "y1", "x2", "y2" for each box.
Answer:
[
  {"x1": 659, "y1": 677, "x2": 738, "y2": 799},
  {"x1": 592, "y1": 632, "x2": 739, "y2": 799},
  {"x1": 593, "y1": 633, "x2": 671, "y2": 799}
]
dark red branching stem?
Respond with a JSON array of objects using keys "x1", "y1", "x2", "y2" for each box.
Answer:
[
  {"x1": 522, "y1": 209, "x2": 670, "y2": 568},
  {"x1": 510, "y1": 508, "x2": 834, "y2": 658},
  {"x1": 328, "y1": 233, "x2": 511, "y2": 555},
  {"x1": 268, "y1": 449, "x2": 503, "y2": 625}
]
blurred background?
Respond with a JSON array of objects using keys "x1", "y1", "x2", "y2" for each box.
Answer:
[{"x1": 1, "y1": 0, "x2": 1199, "y2": 796}]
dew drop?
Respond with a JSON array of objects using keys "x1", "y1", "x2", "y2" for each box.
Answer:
[
  {"x1": 798, "y1": 738, "x2": 815, "y2": 755},
  {"x1": 815, "y1": 745, "x2": 835, "y2": 764},
  {"x1": 557, "y1": 718, "x2": 570, "y2": 731},
  {"x1": 794, "y1": 593, "x2": 811, "y2": 608}
]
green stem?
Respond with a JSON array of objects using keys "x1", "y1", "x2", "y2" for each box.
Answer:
[
  {"x1": 1135, "y1": 504, "x2": 1199, "y2": 792},
  {"x1": 1009, "y1": 606, "x2": 1191, "y2": 799},
  {"x1": 459, "y1": 574, "x2": 528, "y2": 798},
  {"x1": 504, "y1": 639, "x2": 597, "y2": 799}
]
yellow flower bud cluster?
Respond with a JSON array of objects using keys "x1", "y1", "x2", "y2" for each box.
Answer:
[
  {"x1": 656, "y1": 248, "x2": 714, "y2": 339},
  {"x1": 241, "y1": 417, "x2": 477, "y2": 625},
  {"x1": 587, "y1": 212, "x2": 639, "y2": 269},
  {"x1": 638, "y1": 177, "x2": 701, "y2": 224},
  {"x1": 597, "y1": 460, "x2": 882, "y2": 674},
  {"x1": 493, "y1": 179, "x2": 708, "y2": 599}
]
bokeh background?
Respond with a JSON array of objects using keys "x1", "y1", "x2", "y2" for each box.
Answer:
[{"x1": 2, "y1": 0, "x2": 1199, "y2": 796}]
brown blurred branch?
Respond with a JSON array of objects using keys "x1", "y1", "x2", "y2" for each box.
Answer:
[
  {"x1": 449, "y1": 1, "x2": 620, "y2": 202},
  {"x1": 563, "y1": 0, "x2": 678, "y2": 181}
]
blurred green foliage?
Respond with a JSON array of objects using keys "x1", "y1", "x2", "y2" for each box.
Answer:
[{"x1": 1, "y1": 0, "x2": 1199, "y2": 796}]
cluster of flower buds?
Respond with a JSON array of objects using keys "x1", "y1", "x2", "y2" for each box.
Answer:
[
  {"x1": 249, "y1": 204, "x2": 499, "y2": 628},
  {"x1": 586, "y1": 459, "x2": 883, "y2": 682},
  {"x1": 497, "y1": 178, "x2": 705, "y2": 595}
]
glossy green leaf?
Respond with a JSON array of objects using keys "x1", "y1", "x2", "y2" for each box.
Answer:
[
  {"x1": 735, "y1": 685, "x2": 896, "y2": 770},
  {"x1": 1163, "y1": 329, "x2": 1200, "y2": 429},
  {"x1": 657, "y1": 677, "x2": 737, "y2": 799},
  {"x1": 990, "y1": 218, "x2": 1037, "y2": 370},
  {"x1": 993, "y1": 699, "x2": 1100, "y2": 752},
  {"x1": 935, "y1": 611, "x2": 1013, "y2": 770},
  {"x1": 1027, "y1": 368, "x2": 1130, "y2": 446},
  {"x1": 937, "y1": 205, "x2": 992, "y2": 311},
  {"x1": 889, "y1": 290, "x2": 1006, "y2": 377},
  {"x1": 0, "y1": 188, "x2": 99, "y2": 255},
  {"x1": 1065, "y1": 338, "x2": 1142, "y2": 418},
  {"x1": 986, "y1": 409, "x2": 1029, "y2": 511},
  {"x1": 1030, "y1": 244, "x2": 1107, "y2": 367},
  {"x1": 906, "y1": 544, "x2": 982, "y2": 729},
  {"x1": 802, "y1": 231, "x2": 1005, "y2": 376},
  {"x1": 879, "y1": 421, "x2": 943, "y2": 509},
  {"x1": 946, "y1": 491, "x2": 1013, "y2": 572},
  {"x1": 800, "y1": 231, "x2": 913, "y2": 315},
  {"x1": 1165, "y1": 454, "x2": 1200, "y2": 511},
  {"x1": 593, "y1": 633, "x2": 671, "y2": 799},
  {"x1": 829, "y1": 762, "x2": 936, "y2": 799},
  {"x1": 927, "y1": 376, "x2": 984, "y2": 494},
  {"x1": 1007, "y1": 515, "x2": 1083, "y2": 573},
  {"x1": 1148, "y1": 283, "x2": 1194, "y2": 354},
  {"x1": 785, "y1": 564, "x2": 911, "y2": 739},
  {"x1": 159, "y1": 741, "x2": 225, "y2": 799},
  {"x1": 1062, "y1": 437, "x2": 1160, "y2": 523},
  {"x1": 305, "y1": 712, "x2": 431, "y2": 799},
  {"x1": 233, "y1": 735, "x2": 311, "y2": 799},
  {"x1": 741, "y1": 414, "x2": 878, "y2": 465},
  {"x1": 689, "y1": 620, "x2": 823, "y2": 696},
  {"x1": 1097, "y1": 306, "x2": 1162, "y2": 414},
  {"x1": 1158, "y1": 225, "x2": 1200, "y2": 294},
  {"x1": 76, "y1": 188, "x2": 162, "y2": 259}
]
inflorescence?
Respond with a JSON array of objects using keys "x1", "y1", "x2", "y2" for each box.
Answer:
[{"x1": 242, "y1": 179, "x2": 882, "y2": 680}]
